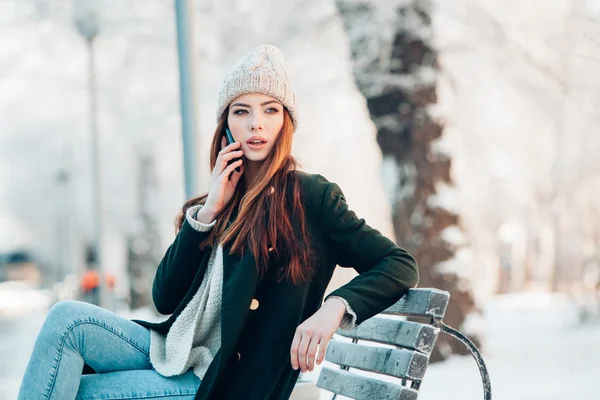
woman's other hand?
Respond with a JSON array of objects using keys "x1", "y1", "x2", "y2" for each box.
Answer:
[{"x1": 289, "y1": 297, "x2": 347, "y2": 372}]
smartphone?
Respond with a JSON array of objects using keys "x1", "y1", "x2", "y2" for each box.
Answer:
[{"x1": 225, "y1": 127, "x2": 242, "y2": 172}]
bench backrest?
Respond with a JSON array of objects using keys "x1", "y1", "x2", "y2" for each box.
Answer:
[{"x1": 316, "y1": 288, "x2": 450, "y2": 400}]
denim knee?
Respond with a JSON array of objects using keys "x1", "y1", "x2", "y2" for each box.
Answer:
[
  {"x1": 42, "y1": 301, "x2": 92, "y2": 337},
  {"x1": 43, "y1": 300, "x2": 102, "y2": 355},
  {"x1": 46, "y1": 300, "x2": 90, "y2": 325}
]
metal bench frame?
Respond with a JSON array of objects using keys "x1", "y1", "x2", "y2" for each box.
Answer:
[{"x1": 316, "y1": 288, "x2": 491, "y2": 400}]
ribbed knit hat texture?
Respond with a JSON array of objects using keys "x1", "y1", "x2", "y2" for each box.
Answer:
[{"x1": 216, "y1": 44, "x2": 298, "y2": 129}]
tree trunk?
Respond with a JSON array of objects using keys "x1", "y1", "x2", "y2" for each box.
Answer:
[
  {"x1": 336, "y1": 0, "x2": 479, "y2": 362},
  {"x1": 127, "y1": 154, "x2": 162, "y2": 310}
]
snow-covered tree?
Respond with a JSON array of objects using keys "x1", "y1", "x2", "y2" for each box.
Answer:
[{"x1": 336, "y1": 0, "x2": 478, "y2": 361}]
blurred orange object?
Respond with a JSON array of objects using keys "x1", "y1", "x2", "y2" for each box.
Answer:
[
  {"x1": 81, "y1": 270, "x2": 100, "y2": 292},
  {"x1": 105, "y1": 273, "x2": 116, "y2": 290}
]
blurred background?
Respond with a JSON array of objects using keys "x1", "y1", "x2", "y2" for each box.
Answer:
[{"x1": 1, "y1": 0, "x2": 600, "y2": 399}]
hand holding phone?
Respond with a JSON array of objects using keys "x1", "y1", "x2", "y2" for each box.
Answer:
[
  {"x1": 225, "y1": 127, "x2": 242, "y2": 172},
  {"x1": 202, "y1": 130, "x2": 243, "y2": 217}
]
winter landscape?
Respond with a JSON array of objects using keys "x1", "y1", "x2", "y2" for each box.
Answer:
[{"x1": 2, "y1": 0, "x2": 600, "y2": 399}]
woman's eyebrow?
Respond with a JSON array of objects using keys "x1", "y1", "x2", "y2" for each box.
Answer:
[
  {"x1": 231, "y1": 100, "x2": 281, "y2": 108},
  {"x1": 261, "y1": 100, "x2": 281, "y2": 106}
]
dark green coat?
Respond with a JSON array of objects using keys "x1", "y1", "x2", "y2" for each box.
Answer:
[{"x1": 132, "y1": 171, "x2": 419, "y2": 400}]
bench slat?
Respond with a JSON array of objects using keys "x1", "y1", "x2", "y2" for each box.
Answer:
[
  {"x1": 325, "y1": 341, "x2": 429, "y2": 380},
  {"x1": 382, "y1": 288, "x2": 450, "y2": 320},
  {"x1": 335, "y1": 317, "x2": 440, "y2": 354},
  {"x1": 317, "y1": 367, "x2": 418, "y2": 400}
]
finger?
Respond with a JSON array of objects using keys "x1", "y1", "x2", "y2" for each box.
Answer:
[
  {"x1": 218, "y1": 140, "x2": 241, "y2": 155},
  {"x1": 219, "y1": 159, "x2": 243, "y2": 180},
  {"x1": 229, "y1": 164, "x2": 244, "y2": 184},
  {"x1": 298, "y1": 332, "x2": 312, "y2": 372},
  {"x1": 218, "y1": 150, "x2": 244, "y2": 163},
  {"x1": 290, "y1": 332, "x2": 302, "y2": 370},
  {"x1": 306, "y1": 335, "x2": 321, "y2": 372},
  {"x1": 216, "y1": 153, "x2": 243, "y2": 174},
  {"x1": 216, "y1": 144, "x2": 242, "y2": 169},
  {"x1": 316, "y1": 337, "x2": 330, "y2": 365}
]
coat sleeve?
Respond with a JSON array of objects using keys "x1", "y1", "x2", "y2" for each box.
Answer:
[
  {"x1": 152, "y1": 205, "x2": 216, "y2": 315},
  {"x1": 321, "y1": 180, "x2": 419, "y2": 327}
]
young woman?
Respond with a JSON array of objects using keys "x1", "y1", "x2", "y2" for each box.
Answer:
[{"x1": 18, "y1": 44, "x2": 419, "y2": 400}]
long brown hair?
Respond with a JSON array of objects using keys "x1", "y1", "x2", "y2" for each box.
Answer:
[{"x1": 175, "y1": 106, "x2": 314, "y2": 285}]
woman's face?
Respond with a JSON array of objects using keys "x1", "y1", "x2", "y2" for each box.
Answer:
[{"x1": 227, "y1": 93, "x2": 284, "y2": 162}]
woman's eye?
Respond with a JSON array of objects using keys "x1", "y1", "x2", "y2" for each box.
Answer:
[
  {"x1": 233, "y1": 109, "x2": 248, "y2": 115},
  {"x1": 266, "y1": 108, "x2": 279, "y2": 113}
]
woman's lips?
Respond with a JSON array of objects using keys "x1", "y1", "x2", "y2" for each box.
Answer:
[{"x1": 247, "y1": 142, "x2": 267, "y2": 150}]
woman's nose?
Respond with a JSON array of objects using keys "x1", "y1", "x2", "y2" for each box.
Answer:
[{"x1": 249, "y1": 117, "x2": 264, "y2": 131}]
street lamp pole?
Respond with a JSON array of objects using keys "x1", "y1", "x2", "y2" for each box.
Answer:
[
  {"x1": 74, "y1": 3, "x2": 107, "y2": 307},
  {"x1": 175, "y1": 0, "x2": 199, "y2": 200}
]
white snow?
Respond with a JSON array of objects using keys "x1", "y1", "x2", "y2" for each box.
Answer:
[{"x1": 415, "y1": 294, "x2": 600, "y2": 399}]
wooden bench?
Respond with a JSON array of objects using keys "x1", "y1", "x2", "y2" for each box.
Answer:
[{"x1": 316, "y1": 288, "x2": 492, "y2": 400}]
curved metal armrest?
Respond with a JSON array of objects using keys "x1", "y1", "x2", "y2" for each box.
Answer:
[{"x1": 438, "y1": 322, "x2": 492, "y2": 400}]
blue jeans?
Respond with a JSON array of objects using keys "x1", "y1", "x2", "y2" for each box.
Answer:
[{"x1": 18, "y1": 300, "x2": 201, "y2": 399}]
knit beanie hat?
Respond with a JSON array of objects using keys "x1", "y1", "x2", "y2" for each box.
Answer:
[{"x1": 216, "y1": 44, "x2": 298, "y2": 129}]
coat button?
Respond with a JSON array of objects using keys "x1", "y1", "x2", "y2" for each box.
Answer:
[
  {"x1": 250, "y1": 299, "x2": 259, "y2": 310},
  {"x1": 236, "y1": 352, "x2": 241, "y2": 361}
]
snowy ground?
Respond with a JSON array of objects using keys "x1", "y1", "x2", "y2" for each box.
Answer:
[
  {"x1": 416, "y1": 292, "x2": 600, "y2": 400},
  {"x1": 0, "y1": 311, "x2": 45, "y2": 400},
  {"x1": 1, "y1": 293, "x2": 599, "y2": 399}
]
